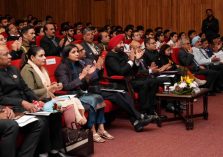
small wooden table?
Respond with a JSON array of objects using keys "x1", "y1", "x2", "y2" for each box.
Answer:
[{"x1": 156, "y1": 88, "x2": 209, "y2": 130}]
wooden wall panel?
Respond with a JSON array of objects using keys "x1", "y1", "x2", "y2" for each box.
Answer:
[
  {"x1": 2, "y1": 0, "x2": 91, "y2": 25},
  {"x1": 112, "y1": 0, "x2": 222, "y2": 34},
  {"x1": 1, "y1": 0, "x2": 222, "y2": 34},
  {"x1": 0, "y1": 1, "x2": 5, "y2": 15}
]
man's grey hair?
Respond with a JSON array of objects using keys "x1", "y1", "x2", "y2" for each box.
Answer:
[
  {"x1": 179, "y1": 38, "x2": 190, "y2": 47},
  {"x1": 83, "y1": 27, "x2": 92, "y2": 35}
]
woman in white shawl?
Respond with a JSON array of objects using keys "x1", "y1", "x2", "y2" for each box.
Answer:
[{"x1": 20, "y1": 46, "x2": 87, "y2": 127}]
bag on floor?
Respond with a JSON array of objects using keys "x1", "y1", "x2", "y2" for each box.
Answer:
[{"x1": 62, "y1": 124, "x2": 94, "y2": 157}]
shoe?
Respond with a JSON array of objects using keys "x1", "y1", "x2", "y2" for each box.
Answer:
[
  {"x1": 133, "y1": 120, "x2": 144, "y2": 132},
  {"x1": 98, "y1": 130, "x2": 114, "y2": 140},
  {"x1": 93, "y1": 133, "x2": 105, "y2": 143},
  {"x1": 195, "y1": 78, "x2": 207, "y2": 86}
]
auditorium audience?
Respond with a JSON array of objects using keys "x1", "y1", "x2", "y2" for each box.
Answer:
[{"x1": 0, "y1": 11, "x2": 222, "y2": 154}]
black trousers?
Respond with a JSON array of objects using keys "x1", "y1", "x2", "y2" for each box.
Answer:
[
  {"x1": 131, "y1": 78, "x2": 159, "y2": 114},
  {"x1": 0, "y1": 119, "x2": 43, "y2": 157},
  {"x1": 194, "y1": 69, "x2": 219, "y2": 91},
  {"x1": 208, "y1": 64, "x2": 223, "y2": 87},
  {"x1": 36, "y1": 112, "x2": 63, "y2": 154},
  {"x1": 101, "y1": 91, "x2": 141, "y2": 122}
]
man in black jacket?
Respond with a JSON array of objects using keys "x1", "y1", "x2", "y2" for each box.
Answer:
[
  {"x1": 82, "y1": 27, "x2": 101, "y2": 62},
  {"x1": 202, "y1": 9, "x2": 219, "y2": 41},
  {"x1": 40, "y1": 23, "x2": 61, "y2": 56},
  {"x1": 105, "y1": 34, "x2": 159, "y2": 116}
]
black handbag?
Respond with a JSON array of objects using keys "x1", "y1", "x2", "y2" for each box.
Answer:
[{"x1": 62, "y1": 123, "x2": 94, "y2": 157}]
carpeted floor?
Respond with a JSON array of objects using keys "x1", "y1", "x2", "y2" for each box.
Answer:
[{"x1": 93, "y1": 93, "x2": 223, "y2": 157}]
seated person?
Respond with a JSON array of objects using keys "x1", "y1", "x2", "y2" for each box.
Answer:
[
  {"x1": 105, "y1": 35, "x2": 160, "y2": 117},
  {"x1": 20, "y1": 46, "x2": 87, "y2": 127},
  {"x1": 0, "y1": 106, "x2": 43, "y2": 157},
  {"x1": 55, "y1": 44, "x2": 114, "y2": 143},
  {"x1": 0, "y1": 45, "x2": 64, "y2": 157}
]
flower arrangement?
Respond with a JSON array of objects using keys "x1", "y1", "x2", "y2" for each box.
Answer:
[{"x1": 171, "y1": 76, "x2": 200, "y2": 95}]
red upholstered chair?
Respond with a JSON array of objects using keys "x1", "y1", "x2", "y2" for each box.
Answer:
[
  {"x1": 36, "y1": 35, "x2": 43, "y2": 46},
  {"x1": 11, "y1": 59, "x2": 22, "y2": 69},
  {"x1": 73, "y1": 34, "x2": 83, "y2": 41},
  {"x1": 123, "y1": 38, "x2": 132, "y2": 44},
  {"x1": 6, "y1": 41, "x2": 14, "y2": 51},
  {"x1": 171, "y1": 48, "x2": 180, "y2": 64},
  {"x1": 44, "y1": 56, "x2": 67, "y2": 95}
]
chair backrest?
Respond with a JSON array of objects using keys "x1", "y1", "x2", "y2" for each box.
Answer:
[
  {"x1": 171, "y1": 48, "x2": 180, "y2": 64},
  {"x1": 11, "y1": 59, "x2": 22, "y2": 70},
  {"x1": 73, "y1": 34, "x2": 83, "y2": 41},
  {"x1": 6, "y1": 41, "x2": 14, "y2": 51},
  {"x1": 36, "y1": 35, "x2": 43, "y2": 46},
  {"x1": 44, "y1": 56, "x2": 62, "y2": 82}
]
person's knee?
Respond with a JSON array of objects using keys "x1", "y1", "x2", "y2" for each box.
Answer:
[{"x1": 1, "y1": 120, "x2": 19, "y2": 137}]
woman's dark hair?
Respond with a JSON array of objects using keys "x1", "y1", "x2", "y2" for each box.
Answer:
[
  {"x1": 21, "y1": 46, "x2": 44, "y2": 69},
  {"x1": 159, "y1": 44, "x2": 171, "y2": 56},
  {"x1": 170, "y1": 32, "x2": 177, "y2": 38},
  {"x1": 62, "y1": 44, "x2": 78, "y2": 58},
  {"x1": 179, "y1": 32, "x2": 185, "y2": 39},
  {"x1": 35, "y1": 26, "x2": 43, "y2": 36},
  {"x1": 155, "y1": 31, "x2": 164, "y2": 41}
]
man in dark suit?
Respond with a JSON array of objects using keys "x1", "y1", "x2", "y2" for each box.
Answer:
[
  {"x1": 0, "y1": 45, "x2": 64, "y2": 157},
  {"x1": 105, "y1": 34, "x2": 159, "y2": 116},
  {"x1": 178, "y1": 38, "x2": 219, "y2": 94},
  {"x1": 82, "y1": 27, "x2": 101, "y2": 62},
  {"x1": 40, "y1": 23, "x2": 61, "y2": 56},
  {"x1": 0, "y1": 46, "x2": 44, "y2": 157}
]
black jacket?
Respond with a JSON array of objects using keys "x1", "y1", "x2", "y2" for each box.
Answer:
[
  {"x1": 82, "y1": 41, "x2": 101, "y2": 61},
  {"x1": 142, "y1": 49, "x2": 159, "y2": 67},
  {"x1": 0, "y1": 66, "x2": 38, "y2": 111},
  {"x1": 105, "y1": 51, "x2": 137, "y2": 77},
  {"x1": 178, "y1": 48, "x2": 198, "y2": 72},
  {"x1": 202, "y1": 16, "x2": 219, "y2": 37},
  {"x1": 40, "y1": 36, "x2": 61, "y2": 56}
]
